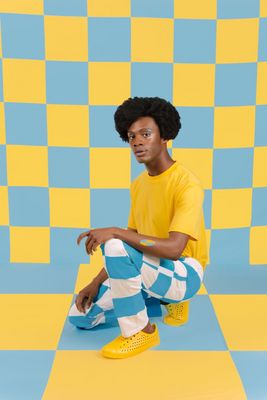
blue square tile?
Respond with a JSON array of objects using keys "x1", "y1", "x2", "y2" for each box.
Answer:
[
  {"x1": 0, "y1": 351, "x2": 55, "y2": 400},
  {"x1": 174, "y1": 19, "x2": 216, "y2": 63},
  {"x1": 0, "y1": 227, "x2": 9, "y2": 263},
  {"x1": 215, "y1": 63, "x2": 257, "y2": 106},
  {"x1": 231, "y1": 351, "x2": 267, "y2": 400},
  {"x1": 5, "y1": 103, "x2": 47, "y2": 145},
  {"x1": 89, "y1": 106, "x2": 127, "y2": 147},
  {"x1": 88, "y1": 18, "x2": 130, "y2": 61},
  {"x1": 46, "y1": 61, "x2": 88, "y2": 104},
  {"x1": 48, "y1": 147, "x2": 89, "y2": 187},
  {"x1": 90, "y1": 189, "x2": 130, "y2": 228},
  {"x1": 1, "y1": 14, "x2": 44, "y2": 59},
  {"x1": 217, "y1": 0, "x2": 260, "y2": 19},
  {"x1": 44, "y1": 0, "x2": 87, "y2": 16},
  {"x1": 255, "y1": 105, "x2": 267, "y2": 146},
  {"x1": 203, "y1": 189, "x2": 212, "y2": 229},
  {"x1": 204, "y1": 262, "x2": 267, "y2": 293},
  {"x1": 0, "y1": 146, "x2": 7, "y2": 185},
  {"x1": 259, "y1": 18, "x2": 267, "y2": 61},
  {"x1": 9, "y1": 187, "x2": 49, "y2": 226},
  {"x1": 0, "y1": 262, "x2": 79, "y2": 293},
  {"x1": 252, "y1": 188, "x2": 267, "y2": 226},
  {"x1": 51, "y1": 227, "x2": 90, "y2": 263},
  {"x1": 0, "y1": 60, "x2": 3, "y2": 101},
  {"x1": 213, "y1": 148, "x2": 253, "y2": 188},
  {"x1": 173, "y1": 106, "x2": 214, "y2": 148},
  {"x1": 157, "y1": 295, "x2": 227, "y2": 350},
  {"x1": 210, "y1": 228, "x2": 250, "y2": 264},
  {"x1": 131, "y1": 0, "x2": 174, "y2": 18},
  {"x1": 131, "y1": 62, "x2": 173, "y2": 100}
]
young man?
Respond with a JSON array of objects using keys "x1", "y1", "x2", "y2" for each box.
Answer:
[{"x1": 68, "y1": 97, "x2": 208, "y2": 359}]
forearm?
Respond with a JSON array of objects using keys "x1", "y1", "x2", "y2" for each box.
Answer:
[
  {"x1": 92, "y1": 267, "x2": 108, "y2": 285},
  {"x1": 113, "y1": 228, "x2": 176, "y2": 260}
]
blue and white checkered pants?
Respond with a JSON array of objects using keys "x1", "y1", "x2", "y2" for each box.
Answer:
[{"x1": 68, "y1": 238, "x2": 204, "y2": 337}]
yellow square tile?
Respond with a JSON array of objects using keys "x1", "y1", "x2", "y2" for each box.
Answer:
[
  {"x1": 211, "y1": 294, "x2": 267, "y2": 350},
  {"x1": 172, "y1": 148, "x2": 213, "y2": 189},
  {"x1": 0, "y1": 186, "x2": 9, "y2": 225},
  {"x1": 10, "y1": 227, "x2": 50, "y2": 263},
  {"x1": 74, "y1": 253, "x2": 104, "y2": 293},
  {"x1": 260, "y1": 0, "x2": 267, "y2": 17},
  {"x1": 89, "y1": 62, "x2": 130, "y2": 105},
  {"x1": 216, "y1": 19, "x2": 259, "y2": 63},
  {"x1": 50, "y1": 188, "x2": 90, "y2": 228},
  {"x1": 3, "y1": 59, "x2": 46, "y2": 103},
  {"x1": 47, "y1": 105, "x2": 89, "y2": 147},
  {"x1": 174, "y1": 0, "x2": 216, "y2": 19},
  {"x1": 45, "y1": 16, "x2": 88, "y2": 61},
  {"x1": 42, "y1": 351, "x2": 246, "y2": 400},
  {"x1": 90, "y1": 148, "x2": 130, "y2": 188},
  {"x1": 212, "y1": 188, "x2": 252, "y2": 229},
  {"x1": 87, "y1": 0, "x2": 130, "y2": 16},
  {"x1": 250, "y1": 226, "x2": 267, "y2": 264},
  {"x1": 253, "y1": 146, "x2": 267, "y2": 187},
  {"x1": 256, "y1": 62, "x2": 267, "y2": 104},
  {"x1": 173, "y1": 64, "x2": 215, "y2": 106},
  {"x1": 0, "y1": 0, "x2": 43, "y2": 14},
  {"x1": 0, "y1": 103, "x2": 6, "y2": 144},
  {"x1": 131, "y1": 18, "x2": 173, "y2": 62},
  {"x1": 74, "y1": 264, "x2": 100, "y2": 293},
  {"x1": 214, "y1": 106, "x2": 255, "y2": 148},
  {"x1": 0, "y1": 294, "x2": 72, "y2": 349},
  {"x1": 6, "y1": 145, "x2": 48, "y2": 186}
]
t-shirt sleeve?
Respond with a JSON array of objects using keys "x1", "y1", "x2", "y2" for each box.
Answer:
[{"x1": 169, "y1": 182, "x2": 204, "y2": 241}]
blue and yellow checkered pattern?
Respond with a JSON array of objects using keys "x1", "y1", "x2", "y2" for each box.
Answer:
[{"x1": 0, "y1": 0, "x2": 267, "y2": 399}]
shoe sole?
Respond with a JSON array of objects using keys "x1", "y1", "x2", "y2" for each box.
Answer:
[
  {"x1": 101, "y1": 336, "x2": 160, "y2": 359},
  {"x1": 163, "y1": 315, "x2": 188, "y2": 326}
]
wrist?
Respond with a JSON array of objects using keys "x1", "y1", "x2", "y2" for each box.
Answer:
[
  {"x1": 113, "y1": 227, "x2": 122, "y2": 239},
  {"x1": 92, "y1": 276, "x2": 101, "y2": 286}
]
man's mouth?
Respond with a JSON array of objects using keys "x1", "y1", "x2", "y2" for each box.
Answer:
[{"x1": 135, "y1": 150, "x2": 147, "y2": 156}]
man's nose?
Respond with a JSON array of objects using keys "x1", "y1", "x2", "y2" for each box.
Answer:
[{"x1": 132, "y1": 136, "x2": 145, "y2": 146}]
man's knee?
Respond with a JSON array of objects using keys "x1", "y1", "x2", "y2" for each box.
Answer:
[{"x1": 102, "y1": 238, "x2": 128, "y2": 257}]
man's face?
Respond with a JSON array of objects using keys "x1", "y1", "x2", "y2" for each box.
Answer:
[{"x1": 127, "y1": 116, "x2": 167, "y2": 163}]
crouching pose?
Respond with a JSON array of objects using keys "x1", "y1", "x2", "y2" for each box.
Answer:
[{"x1": 68, "y1": 97, "x2": 208, "y2": 359}]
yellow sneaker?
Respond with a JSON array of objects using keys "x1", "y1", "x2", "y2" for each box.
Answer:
[
  {"x1": 163, "y1": 300, "x2": 190, "y2": 326},
  {"x1": 101, "y1": 323, "x2": 160, "y2": 359}
]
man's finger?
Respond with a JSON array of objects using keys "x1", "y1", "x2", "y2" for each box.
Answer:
[
  {"x1": 77, "y1": 231, "x2": 90, "y2": 245},
  {"x1": 85, "y1": 235, "x2": 93, "y2": 255},
  {"x1": 85, "y1": 296, "x2": 92, "y2": 311},
  {"x1": 81, "y1": 296, "x2": 89, "y2": 313},
  {"x1": 86, "y1": 237, "x2": 96, "y2": 255},
  {"x1": 92, "y1": 241, "x2": 100, "y2": 252},
  {"x1": 75, "y1": 295, "x2": 83, "y2": 312}
]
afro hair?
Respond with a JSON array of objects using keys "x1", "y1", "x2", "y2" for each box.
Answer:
[{"x1": 114, "y1": 97, "x2": 182, "y2": 143}]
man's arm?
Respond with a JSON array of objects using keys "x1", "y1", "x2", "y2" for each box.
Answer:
[
  {"x1": 90, "y1": 228, "x2": 189, "y2": 286},
  {"x1": 113, "y1": 227, "x2": 189, "y2": 261}
]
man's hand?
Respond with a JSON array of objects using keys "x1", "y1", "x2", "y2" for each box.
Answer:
[
  {"x1": 75, "y1": 280, "x2": 100, "y2": 313},
  {"x1": 77, "y1": 227, "x2": 117, "y2": 256}
]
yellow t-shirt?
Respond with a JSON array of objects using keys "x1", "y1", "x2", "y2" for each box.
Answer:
[{"x1": 127, "y1": 160, "x2": 208, "y2": 270}]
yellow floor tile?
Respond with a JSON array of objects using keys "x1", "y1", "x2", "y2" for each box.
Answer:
[
  {"x1": 0, "y1": 294, "x2": 72, "y2": 350},
  {"x1": 210, "y1": 295, "x2": 267, "y2": 350},
  {"x1": 42, "y1": 350, "x2": 246, "y2": 399}
]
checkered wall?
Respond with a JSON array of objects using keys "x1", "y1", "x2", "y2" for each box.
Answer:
[{"x1": 0, "y1": 0, "x2": 267, "y2": 273}]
